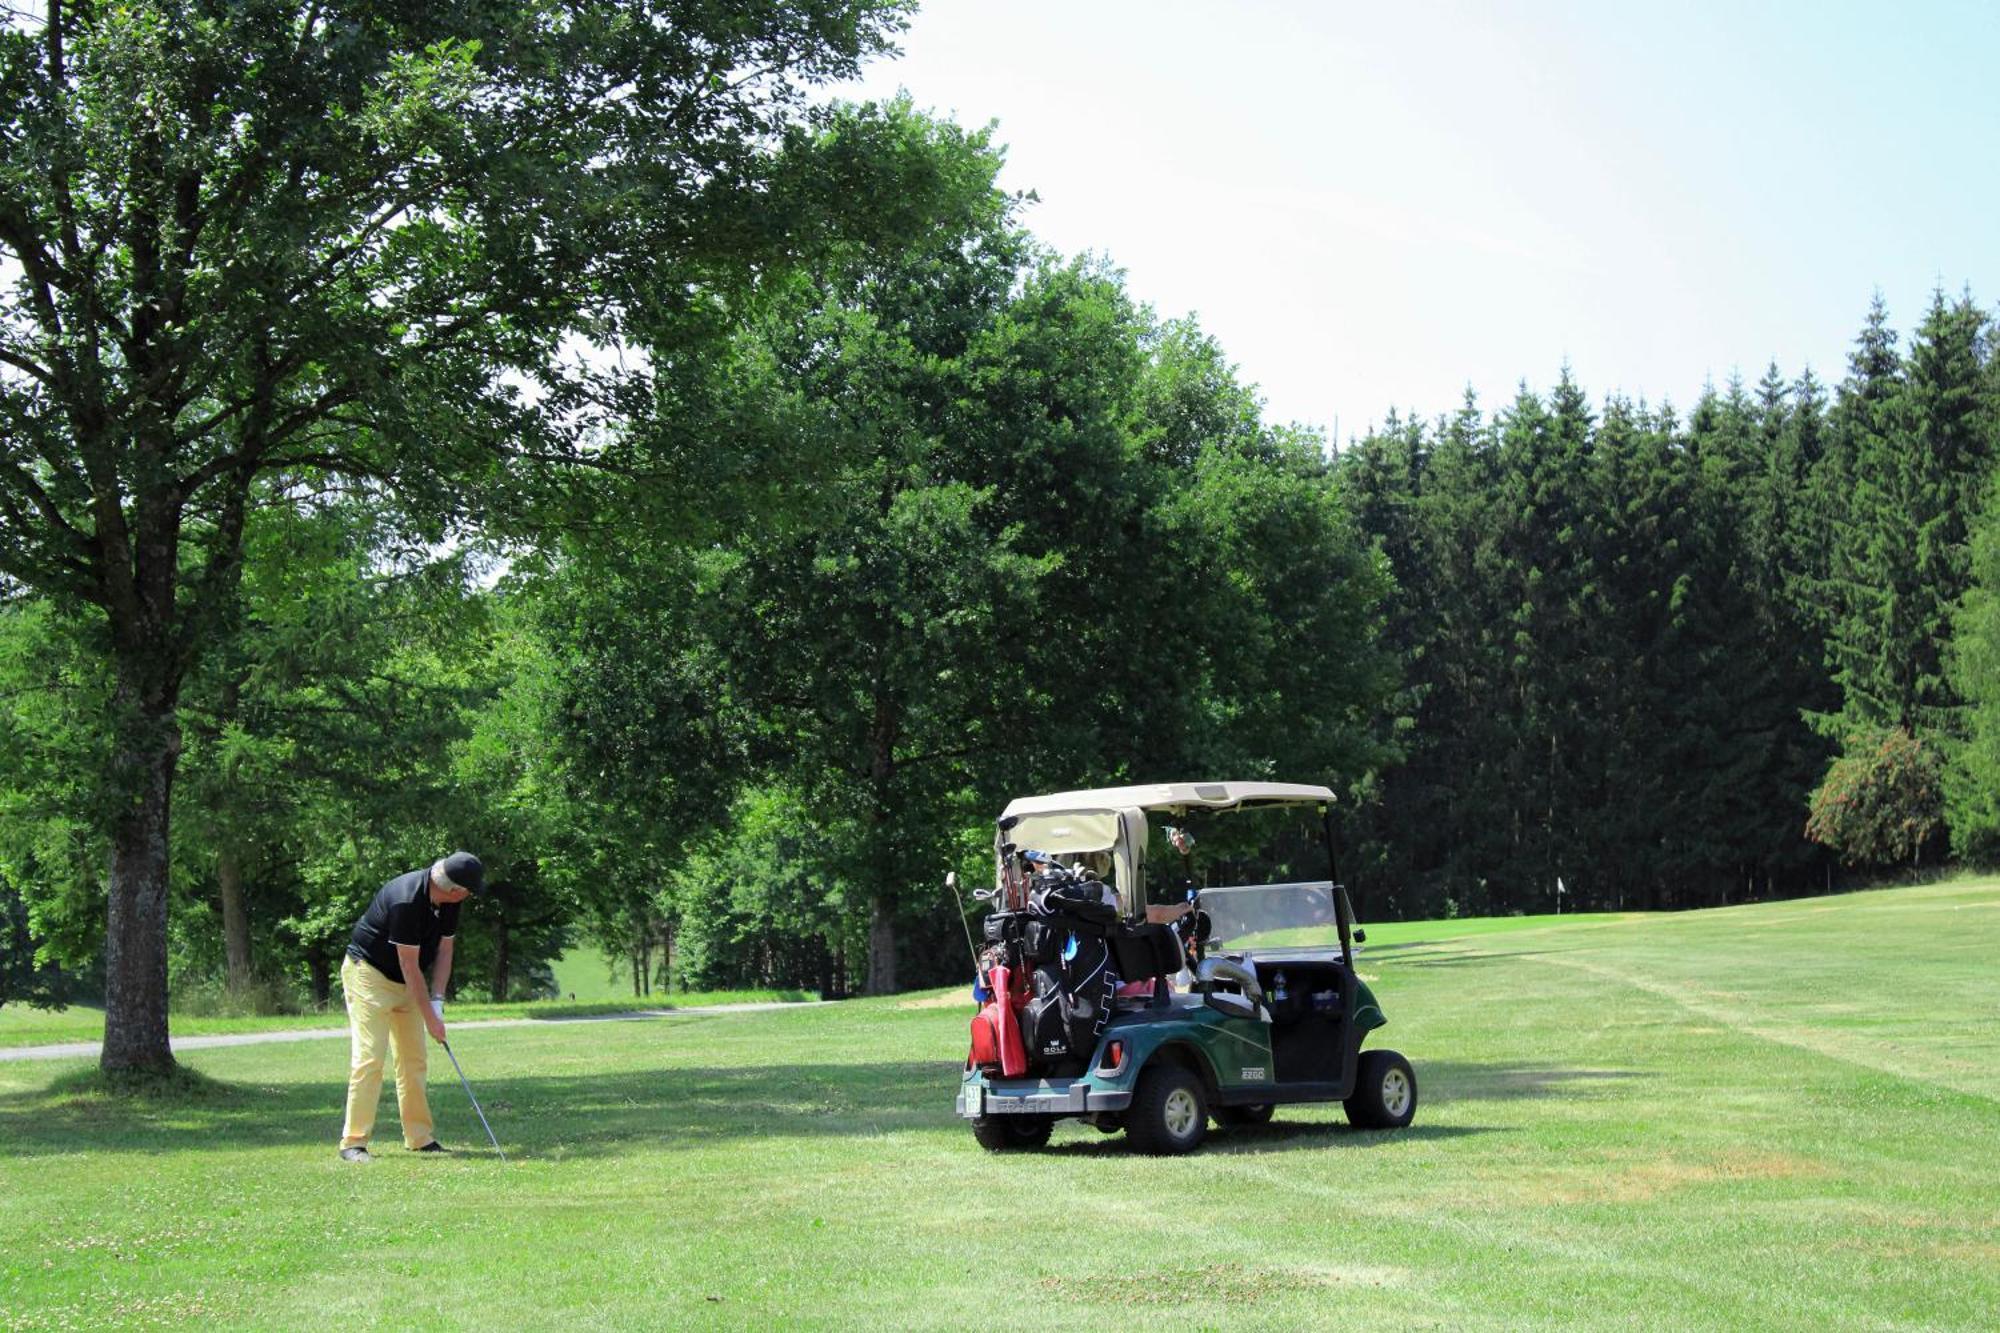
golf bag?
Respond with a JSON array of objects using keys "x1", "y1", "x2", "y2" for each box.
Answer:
[
  {"x1": 1018, "y1": 925, "x2": 1116, "y2": 1072},
  {"x1": 970, "y1": 962, "x2": 1027, "y2": 1076},
  {"x1": 969, "y1": 867, "x2": 1124, "y2": 1076},
  {"x1": 968, "y1": 868, "x2": 1192, "y2": 1077},
  {"x1": 1029, "y1": 872, "x2": 1119, "y2": 926},
  {"x1": 1016, "y1": 871, "x2": 1120, "y2": 1073}
]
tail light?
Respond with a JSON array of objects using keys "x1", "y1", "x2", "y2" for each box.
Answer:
[{"x1": 1098, "y1": 1040, "x2": 1125, "y2": 1074}]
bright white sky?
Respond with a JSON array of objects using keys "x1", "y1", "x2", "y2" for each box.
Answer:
[{"x1": 842, "y1": 0, "x2": 2000, "y2": 439}]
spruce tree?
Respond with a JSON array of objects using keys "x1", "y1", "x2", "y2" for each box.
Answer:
[
  {"x1": 1946, "y1": 471, "x2": 2000, "y2": 861},
  {"x1": 1820, "y1": 292, "x2": 1989, "y2": 736},
  {"x1": 1407, "y1": 394, "x2": 1510, "y2": 914}
]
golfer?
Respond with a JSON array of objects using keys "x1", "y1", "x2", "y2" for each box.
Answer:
[{"x1": 337, "y1": 851, "x2": 483, "y2": 1162}]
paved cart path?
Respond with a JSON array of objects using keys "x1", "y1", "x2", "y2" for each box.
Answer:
[{"x1": 0, "y1": 1001, "x2": 823, "y2": 1062}]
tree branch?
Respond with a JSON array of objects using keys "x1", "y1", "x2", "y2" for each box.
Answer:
[
  {"x1": 0, "y1": 344, "x2": 55, "y2": 387},
  {"x1": 46, "y1": 2, "x2": 88, "y2": 270},
  {"x1": 0, "y1": 451, "x2": 92, "y2": 558},
  {"x1": 0, "y1": 204, "x2": 73, "y2": 345}
]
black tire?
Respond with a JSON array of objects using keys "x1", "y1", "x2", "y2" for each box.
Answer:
[
  {"x1": 971, "y1": 1114, "x2": 1055, "y2": 1152},
  {"x1": 1125, "y1": 1063, "x2": 1209, "y2": 1156},
  {"x1": 1215, "y1": 1102, "x2": 1275, "y2": 1127},
  {"x1": 1344, "y1": 1049, "x2": 1417, "y2": 1129}
]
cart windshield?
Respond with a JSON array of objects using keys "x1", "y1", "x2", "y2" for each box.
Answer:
[{"x1": 1201, "y1": 882, "x2": 1343, "y2": 957}]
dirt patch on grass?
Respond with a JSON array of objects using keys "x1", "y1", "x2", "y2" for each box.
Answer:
[
  {"x1": 1489, "y1": 1151, "x2": 1832, "y2": 1206},
  {"x1": 1038, "y1": 1262, "x2": 1399, "y2": 1305},
  {"x1": 1829, "y1": 1236, "x2": 2000, "y2": 1266},
  {"x1": 1618, "y1": 1150, "x2": 1832, "y2": 1198},
  {"x1": 1932, "y1": 1240, "x2": 2000, "y2": 1265},
  {"x1": 896, "y1": 992, "x2": 970, "y2": 1010},
  {"x1": 1700, "y1": 1150, "x2": 1832, "y2": 1181}
]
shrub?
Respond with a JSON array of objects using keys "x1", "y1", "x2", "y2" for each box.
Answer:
[
  {"x1": 169, "y1": 975, "x2": 311, "y2": 1019},
  {"x1": 1805, "y1": 728, "x2": 1946, "y2": 868}
]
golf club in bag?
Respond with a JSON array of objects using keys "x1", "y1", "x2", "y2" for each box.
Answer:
[{"x1": 441, "y1": 1039, "x2": 506, "y2": 1163}]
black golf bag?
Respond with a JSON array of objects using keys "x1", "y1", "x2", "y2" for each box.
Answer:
[
  {"x1": 980, "y1": 868, "x2": 1188, "y2": 1076},
  {"x1": 1026, "y1": 870, "x2": 1131, "y2": 1074}
]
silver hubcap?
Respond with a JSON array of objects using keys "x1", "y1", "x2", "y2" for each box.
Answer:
[
  {"x1": 1164, "y1": 1087, "x2": 1199, "y2": 1138},
  {"x1": 1381, "y1": 1068, "x2": 1411, "y2": 1117}
]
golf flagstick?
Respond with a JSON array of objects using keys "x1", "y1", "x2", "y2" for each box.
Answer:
[{"x1": 441, "y1": 1039, "x2": 507, "y2": 1163}]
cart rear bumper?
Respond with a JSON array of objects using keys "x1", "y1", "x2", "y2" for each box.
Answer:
[{"x1": 957, "y1": 1078, "x2": 1132, "y2": 1118}]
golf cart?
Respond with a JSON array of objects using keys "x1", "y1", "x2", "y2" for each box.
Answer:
[{"x1": 954, "y1": 782, "x2": 1415, "y2": 1155}]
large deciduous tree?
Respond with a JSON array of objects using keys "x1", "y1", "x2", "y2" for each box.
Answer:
[
  {"x1": 172, "y1": 491, "x2": 487, "y2": 1004},
  {"x1": 0, "y1": 0, "x2": 922, "y2": 1071},
  {"x1": 550, "y1": 168, "x2": 1395, "y2": 991}
]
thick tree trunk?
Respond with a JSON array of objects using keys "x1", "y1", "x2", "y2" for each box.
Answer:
[
  {"x1": 306, "y1": 944, "x2": 332, "y2": 1008},
  {"x1": 865, "y1": 895, "x2": 896, "y2": 996},
  {"x1": 101, "y1": 726, "x2": 179, "y2": 1074},
  {"x1": 219, "y1": 850, "x2": 251, "y2": 996},
  {"x1": 864, "y1": 682, "x2": 899, "y2": 996},
  {"x1": 491, "y1": 916, "x2": 510, "y2": 1002}
]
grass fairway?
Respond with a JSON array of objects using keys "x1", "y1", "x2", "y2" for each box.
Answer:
[
  {"x1": 3, "y1": 880, "x2": 1997, "y2": 1329},
  {"x1": 548, "y1": 944, "x2": 639, "y2": 1004}
]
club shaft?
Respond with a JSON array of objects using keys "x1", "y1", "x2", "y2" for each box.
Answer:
[{"x1": 442, "y1": 1040, "x2": 506, "y2": 1163}]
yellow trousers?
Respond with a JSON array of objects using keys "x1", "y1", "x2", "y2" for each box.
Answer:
[{"x1": 338, "y1": 954, "x2": 435, "y2": 1150}]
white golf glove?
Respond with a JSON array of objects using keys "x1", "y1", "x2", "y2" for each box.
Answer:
[{"x1": 431, "y1": 995, "x2": 446, "y2": 1023}]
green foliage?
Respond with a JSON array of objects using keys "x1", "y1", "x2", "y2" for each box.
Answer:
[
  {"x1": 168, "y1": 495, "x2": 495, "y2": 1003},
  {"x1": 0, "y1": 1, "x2": 949, "y2": 1061},
  {"x1": 1339, "y1": 377, "x2": 1841, "y2": 915},
  {"x1": 1343, "y1": 286, "x2": 1999, "y2": 916},
  {"x1": 4, "y1": 3, "x2": 1993, "y2": 1020},
  {"x1": 1945, "y1": 470, "x2": 2000, "y2": 863},
  {"x1": 665, "y1": 786, "x2": 850, "y2": 993},
  {"x1": 543, "y1": 179, "x2": 1395, "y2": 993},
  {"x1": 1814, "y1": 292, "x2": 1991, "y2": 737},
  {"x1": 0, "y1": 598, "x2": 119, "y2": 968},
  {"x1": 167, "y1": 974, "x2": 309, "y2": 1020},
  {"x1": 0, "y1": 874, "x2": 68, "y2": 1010},
  {"x1": 1805, "y1": 729, "x2": 1945, "y2": 868}
]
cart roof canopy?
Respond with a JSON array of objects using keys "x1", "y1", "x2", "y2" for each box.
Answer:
[{"x1": 1001, "y1": 782, "x2": 1334, "y2": 821}]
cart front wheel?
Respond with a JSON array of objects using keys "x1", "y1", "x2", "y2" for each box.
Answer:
[{"x1": 1344, "y1": 1049, "x2": 1417, "y2": 1130}]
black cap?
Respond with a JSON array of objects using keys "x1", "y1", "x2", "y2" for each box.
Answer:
[{"x1": 436, "y1": 851, "x2": 485, "y2": 895}]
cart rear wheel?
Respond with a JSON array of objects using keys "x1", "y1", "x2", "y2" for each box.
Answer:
[
  {"x1": 971, "y1": 1114, "x2": 1054, "y2": 1151},
  {"x1": 1344, "y1": 1049, "x2": 1417, "y2": 1129},
  {"x1": 1126, "y1": 1064, "x2": 1209, "y2": 1155}
]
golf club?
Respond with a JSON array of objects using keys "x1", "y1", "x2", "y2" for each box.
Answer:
[
  {"x1": 944, "y1": 871, "x2": 981, "y2": 980},
  {"x1": 441, "y1": 1039, "x2": 507, "y2": 1163}
]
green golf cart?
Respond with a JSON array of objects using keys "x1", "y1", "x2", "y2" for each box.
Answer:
[{"x1": 955, "y1": 782, "x2": 1415, "y2": 1155}]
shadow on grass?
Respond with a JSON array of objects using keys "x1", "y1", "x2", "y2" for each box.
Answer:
[
  {"x1": 0, "y1": 1059, "x2": 967, "y2": 1160},
  {"x1": 1044, "y1": 1120, "x2": 1498, "y2": 1157},
  {"x1": 1418, "y1": 1060, "x2": 1651, "y2": 1102},
  {"x1": 512, "y1": 994, "x2": 815, "y2": 1020},
  {"x1": 0, "y1": 1057, "x2": 1645, "y2": 1161}
]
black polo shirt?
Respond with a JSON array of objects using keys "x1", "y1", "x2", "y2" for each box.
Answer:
[{"x1": 347, "y1": 868, "x2": 461, "y2": 983}]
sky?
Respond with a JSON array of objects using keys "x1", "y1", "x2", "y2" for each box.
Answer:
[{"x1": 839, "y1": 0, "x2": 2000, "y2": 439}]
